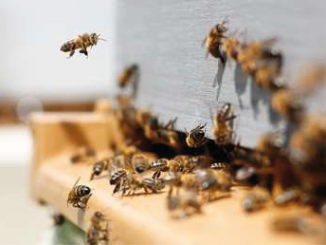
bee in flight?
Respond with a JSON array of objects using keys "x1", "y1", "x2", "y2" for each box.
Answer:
[{"x1": 60, "y1": 33, "x2": 106, "y2": 58}]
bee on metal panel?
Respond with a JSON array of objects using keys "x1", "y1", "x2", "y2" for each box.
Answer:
[
  {"x1": 203, "y1": 19, "x2": 228, "y2": 64},
  {"x1": 61, "y1": 33, "x2": 106, "y2": 58},
  {"x1": 118, "y1": 64, "x2": 139, "y2": 88},
  {"x1": 186, "y1": 124, "x2": 207, "y2": 148},
  {"x1": 271, "y1": 89, "x2": 304, "y2": 123},
  {"x1": 211, "y1": 103, "x2": 236, "y2": 145},
  {"x1": 67, "y1": 178, "x2": 92, "y2": 209}
]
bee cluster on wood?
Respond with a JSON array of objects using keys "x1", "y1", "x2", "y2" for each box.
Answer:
[{"x1": 60, "y1": 22, "x2": 326, "y2": 243}]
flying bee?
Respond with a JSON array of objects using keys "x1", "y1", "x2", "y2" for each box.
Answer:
[
  {"x1": 167, "y1": 190, "x2": 202, "y2": 219},
  {"x1": 241, "y1": 187, "x2": 270, "y2": 212},
  {"x1": 90, "y1": 159, "x2": 110, "y2": 180},
  {"x1": 118, "y1": 64, "x2": 139, "y2": 88},
  {"x1": 221, "y1": 33, "x2": 241, "y2": 61},
  {"x1": 67, "y1": 178, "x2": 92, "y2": 209},
  {"x1": 70, "y1": 147, "x2": 96, "y2": 164},
  {"x1": 186, "y1": 124, "x2": 207, "y2": 148},
  {"x1": 203, "y1": 19, "x2": 228, "y2": 64},
  {"x1": 271, "y1": 89, "x2": 304, "y2": 123},
  {"x1": 87, "y1": 211, "x2": 110, "y2": 245},
  {"x1": 211, "y1": 103, "x2": 236, "y2": 145},
  {"x1": 61, "y1": 33, "x2": 106, "y2": 58}
]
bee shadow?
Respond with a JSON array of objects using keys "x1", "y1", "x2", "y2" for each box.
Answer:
[
  {"x1": 234, "y1": 63, "x2": 249, "y2": 109},
  {"x1": 249, "y1": 79, "x2": 281, "y2": 126},
  {"x1": 214, "y1": 62, "x2": 226, "y2": 101}
]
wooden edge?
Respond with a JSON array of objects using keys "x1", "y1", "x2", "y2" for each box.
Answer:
[{"x1": 31, "y1": 153, "x2": 322, "y2": 245}]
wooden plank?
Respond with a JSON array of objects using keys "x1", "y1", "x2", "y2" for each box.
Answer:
[
  {"x1": 116, "y1": 0, "x2": 326, "y2": 147},
  {"x1": 30, "y1": 112, "x2": 323, "y2": 245}
]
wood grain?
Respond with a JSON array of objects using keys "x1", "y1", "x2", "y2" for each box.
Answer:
[{"x1": 116, "y1": 0, "x2": 326, "y2": 147}]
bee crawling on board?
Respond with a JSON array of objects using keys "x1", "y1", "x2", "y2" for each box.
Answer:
[
  {"x1": 211, "y1": 103, "x2": 236, "y2": 145},
  {"x1": 241, "y1": 187, "x2": 271, "y2": 213},
  {"x1": 60, "y1": 33, "x2": 106, "y2": 58},
  {"x1": 90, "y1": 159, "x2": 110, "y2": 180},
  {"x1": 67, "y1": 177, "x2": 92, "y2": 209},
  {"x1": 87, "y1": 211, "x2": 110, "y2": 245},
  {"x1": 185, "y1": 123, "x2": 207, "y2": 148},
  {"x1": 118, "y1": 64, "x2": 139, "y2": 88},
  {"x1": 167, "y1": 190, "x2": 202, "y2": 219},
  {"x1": 203, "y1": 19, "x2": 228, "y2": 64}
]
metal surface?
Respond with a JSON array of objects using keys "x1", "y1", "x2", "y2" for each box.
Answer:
[{"x1": 116, "y1": 0, "x2": 326, "y2": 147}]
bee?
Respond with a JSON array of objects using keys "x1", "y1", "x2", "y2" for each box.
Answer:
[
  {"x1": 203, "y1": 20, "x2": 228, "y2": 64},
  {"x1": 125, "y1": 177, "x2": 165, "y2": 196},
  {"x1": 167, "y1": 190, "x2": 202, "y2": 219},
  {"x1": 156, "y1": 128, "x2": 182, "y2": 149},
  {"x1": 60, "y1": 33, "x2": 106, "y2": 58},
  {"x1": 274, "y1": 189, "x2": 301, "y2": 206},
  {"x1": 118, "y1": 64, "x2": 139, "y2": 88},
  {"x1": 70, "y1": 147, "x2": 96, "y2": 164},
  {"x1": 271, "y1": 215, "x2": 317, "y2": 235},
  {"x1": 186, "y1": 124, "x2": 207, "y2": 148},
  {"x1": 237, "y1": 38, "x2": 282, "y2": 77},
  {"x1": 67, "y1": 178, "x2": 92, "y2": 209},
  {"x1": 151, "y1": 158, "x2": 170, "y2": 179},
  {"x1": 131, "y1": 153, "x2": 152, "y2": 173},
  {"x1": 241, "y1": 187, "x2": 270, "y2": 212},
  {"x1": 271, "y1": 89, "x2": 304, "y2": 123},
  {"x1": 110, "y1": 168, "x2": 128, "y2": 194},
  {"x1": 90, "y1": 159, "x2": 110, "y2": 180},
  {"x1": 211, "y1": 103, "x2": 236, "y2": 145},
  {"x1": 254, "y1": 64, "x2": 284, "y2": 91},
  {"x1": 87, "y1": 211, "x2": 109, "y2": 245},
  {"x1": 221, "y1": 33, "x2": 241, "y2": 61}
]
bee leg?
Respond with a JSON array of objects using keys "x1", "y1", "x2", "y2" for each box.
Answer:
[
  {"x1": 113, "y1": 182, "x2": 121, "y2": 194},
  {"x1": 68, "y1": 44, "x2": 76, "y2": 58}
]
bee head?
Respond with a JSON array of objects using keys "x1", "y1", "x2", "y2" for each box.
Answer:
[{"x1": 90, "y1": 33, "x2": 99, "y2": 45}]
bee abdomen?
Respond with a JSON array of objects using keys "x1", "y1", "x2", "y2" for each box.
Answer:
[
  {"x1": 110, "y1": 169, "x2": 126, "y2": 185},
  {"x1": 60, "y1": 42, "x2": 73, "y2": 52},
  {"x1": 151, "y1": 159, "x2": 168, "y2": 170}
]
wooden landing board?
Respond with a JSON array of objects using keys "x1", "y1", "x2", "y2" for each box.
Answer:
[
  {"x1": 32, "y1": 153, "x2": 321, "y2": 245},
  {"x1": 30, "y1": 112, "x2": 322, "y2": 245}
]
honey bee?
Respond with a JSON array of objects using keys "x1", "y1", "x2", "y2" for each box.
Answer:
[
  {"x1": 237, "y1": 38, "x2": 282, "y2": 77},
  {"x1": 254, "y1": 64, "x2": 284, "y2": 91},
  {"x1": 195, "y1": 169, "x2": 232, "y2": 202},
  {"x1": 241, "y1": 187, "x2": 270, "y2": 212},
  {"x1": 70, "y1": 147, "x2": 96, "y2": 164},
  {"x1": 203, "y1": 20, "x2": 228, "y2": 64},
  {"x1": 271, "y1": 215, "x2": 317, "y2": 235},
  {"x1": 221, "y1": 33, "x2": 241, "y2": 61},
  {"x1": 118, "y1": 64, "x2": 139, "y2": 88},
  {"x1": 125, "y1": 176, "x2": 165, "y2": 196},
  {"x1": 274, "y1": 189, "x2": 301, "y2": 206},
  {"x1": 211, "y1": 103, "x2": 236, "y2": 145},
  {"x1": 110, "y1": 168, "x2": 128, "y2": 194},
  {"x1": 131, "y1": 153, "x2": 152, "y2": 173},
  {"x1": 67, "y1": 178, "x2": 92, "y2": 209},
  {"x1": 61, "y1": 33, "x2": 106, "y2": 58},
  {"x1": 186, "y1": 124, "x2": 207, "y2": 148},
  {"x1": 90, "y1": 159, "x2": 110, "y2": 180},
  {"x1": 156, "y1": 128, "x2": 182, "y2": 149},
  {"x1": 271, "y1": 89, "x2": 304, "y2": 123},
  {"x1": 87, "y1": 211, "x2": 110, "y2": 245},
  {"x1": 167, "y1": 190, "x2": 202, "y2": 219}
]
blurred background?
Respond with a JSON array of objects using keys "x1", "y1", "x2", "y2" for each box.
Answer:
[{"x1": 0, "y1": 0, "x2": 116, "y2": 244}]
